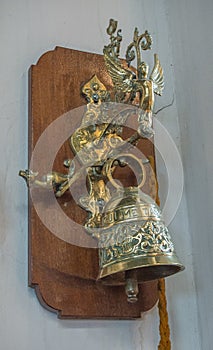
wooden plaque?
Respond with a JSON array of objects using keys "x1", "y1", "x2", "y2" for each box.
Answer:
[{"x1": 28, "y1": 46, "x2": 158, "y2": 319}]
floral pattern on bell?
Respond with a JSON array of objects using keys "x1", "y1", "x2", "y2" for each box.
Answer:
[{"x1": 99, "y1": 220, "x2": 174, "y2": 268}]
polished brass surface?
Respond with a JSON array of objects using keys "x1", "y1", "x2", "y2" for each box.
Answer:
[
  {"x1": 104, "y1": 19, "x2": 164, "y2": 138},
  {"x1": 19, "y1": 19, "x2": 184, "y2": 303},
  {"x1": 98, "y1": 187, "x2": 184, "y2": 284},
  {"x1": 125, "y1": 270, "x2": 139, "y2": 303},
  {"x1": 81, "y1": 74, "x2": 110, "y2": 105}
]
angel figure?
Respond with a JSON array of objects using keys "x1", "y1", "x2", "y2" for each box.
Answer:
[
  {"x1": 103, "y1": 45, "x2": 164, "y2": 138},
  {"x1": 136, "y1": 54, "x2": 164, "y2": 137}
]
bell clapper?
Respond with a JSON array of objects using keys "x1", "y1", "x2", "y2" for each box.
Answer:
[{"x1": 125, "y1": 270, "x2": 139, "y2": 303}]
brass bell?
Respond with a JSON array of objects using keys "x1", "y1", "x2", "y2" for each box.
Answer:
[{"x1": 98, "y1": 185, "x2": 184, "y2": 302}]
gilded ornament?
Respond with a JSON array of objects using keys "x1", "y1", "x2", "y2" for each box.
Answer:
[{"x1": 19, "y1": 19, "x2": 184, "y2": 303}]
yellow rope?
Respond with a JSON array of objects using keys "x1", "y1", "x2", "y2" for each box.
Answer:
[
  {"x1": 147, "y1": 156, "x2": 171, "y2": 349},
  {"x1": 158, "y1": 279, "x2": 171, "y2": 350}
]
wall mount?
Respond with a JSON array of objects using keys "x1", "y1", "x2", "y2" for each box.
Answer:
[{"x1": 19, "y1": 20, "x2": 184, "y2": 319}]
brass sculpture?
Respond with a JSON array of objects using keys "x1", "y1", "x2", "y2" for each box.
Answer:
[
  {"x1": 19, "y1": 19, "x2": 184, "y2": 303},
  {"x1": 104, "y1": 19, "x2": 164, "y2": 138}
]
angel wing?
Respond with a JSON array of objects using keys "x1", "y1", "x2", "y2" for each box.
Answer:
[
  {"x1": 103, "y1": 47, "x2": 136, "y2": 94},
  {"x1": 149, "y1": 54, "x2": 164, "y2": 96}
]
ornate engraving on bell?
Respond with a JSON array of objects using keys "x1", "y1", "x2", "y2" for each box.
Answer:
[{"x1": 98, "y1": 187, "x2": 184, "y2": 285}]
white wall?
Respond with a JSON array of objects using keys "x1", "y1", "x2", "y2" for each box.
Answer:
[
  {"x1": 166, "y1": 1, "x2": 213, "y2": 349},
  {"x1": 0, "y1": 0, "x2": 203, "y2": 349}
]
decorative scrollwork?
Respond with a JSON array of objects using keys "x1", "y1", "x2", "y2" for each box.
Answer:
[
  {"x1": 99, "y1": 220, "x2": 174, "y2": 268},
  {"x1": 126, "y1": 28, "x2": 152, "y2": 69},
  {"x1": 105, "y1": 19, "x2": 122, "y2": 59},
  {"x1": 104, "y1": 19, "x2": 164, "y2": 139}
]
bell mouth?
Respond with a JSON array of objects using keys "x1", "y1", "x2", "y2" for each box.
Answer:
[{"x1": 98, "y1": 254, "x2": 185, "y2": 285}]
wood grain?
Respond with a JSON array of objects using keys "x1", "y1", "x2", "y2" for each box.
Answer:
[{"x1": 28, "y1": 46, "x2": 158, "y2": 319}]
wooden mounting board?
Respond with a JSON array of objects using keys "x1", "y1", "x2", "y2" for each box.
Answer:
[{"x1": 28, "y1": 46, "x2": 158, "y2": 319}]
